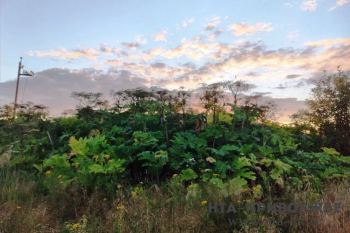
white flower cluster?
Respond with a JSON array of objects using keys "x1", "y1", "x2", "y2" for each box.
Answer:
[{"x1": 188, "y1": 158, "x2": 196, "y2": 165}]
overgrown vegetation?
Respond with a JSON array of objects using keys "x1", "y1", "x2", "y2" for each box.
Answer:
[{"x1": 0, "y1": 70, "x2": 349, "y2": 232}]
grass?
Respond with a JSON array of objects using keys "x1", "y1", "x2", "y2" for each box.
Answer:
[{"x1": 1, "y1": 168, "x2": 349, "y2": 233}]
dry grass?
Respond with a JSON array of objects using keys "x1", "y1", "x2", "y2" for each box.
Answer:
[{"x1": 0, "y1": 169, "x2": 349, "y2": 233}]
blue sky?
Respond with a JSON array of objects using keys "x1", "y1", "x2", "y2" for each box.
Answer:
[{"x1": 1, "y1": 0, "x2": 349, "y2": 122}]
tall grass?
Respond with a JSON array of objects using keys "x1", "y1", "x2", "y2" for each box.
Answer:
[{"x1": 0, "y1": 168, "x2": 349, "y2": 233}]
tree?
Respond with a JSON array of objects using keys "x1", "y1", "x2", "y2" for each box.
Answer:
[
  {"x1": 70, "y1": 92, "x2": 104, "y2": 109},
  {"x1": 223, "y1": 78, "x2": 250, "y2": 106},
  {"x1": 198, "y1": 82, "x2": 226, "y2": 126},
  {"x1": 306, "y1": 68, "x2": 350, "y2": 155},
  {"x1": 70, "y1": 92, "x2": 104, "y2": 121}
]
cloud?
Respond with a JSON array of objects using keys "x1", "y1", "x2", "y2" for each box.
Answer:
[
  {"x1": 228, "y1": 22, "x2": 273, "y2": 36},
  {"x1": 204, "y1": 21, "x2": 221, "y2": 30},
  {"x1": 135, "y1": 35, "x2": 147, "y2": 45},
  {"x1": 245, "y1": 71, "x2": 260, "y2": 77},
  {"x1": 121, "y1": 42, "x2": 141, "y2": 50},
  {"x1": 286, "y1": 74, "x2": 301, "y2": 79},
  {"x1": 206, "y1": 29, "x2": 224, "y2": 41},
  {"x1": 284, "y1": 2, "x2": 293, "y2": 7},
  {"x1": 304, "y1": 38, "x2": 350, "y2": 48},
  {"x1": 182, "y1": 18, "x2": 195, "y2": 27},
  {"x1": 28, "y1": 47, "x2": 100, "y2": 60},
  {"x1": 300, "y1": 0, "x2": 320, "y2": 11},
  {"x1": 287, "y1": 30, "x2": 299, "y2": 40},
  {"x1": 153, "y1": 31, "x2": 168, "y2": 42},
  {"x1": 233, "y1": 39, "x2": 246, "y2": 44},
  {"x1": 188, "y1": 18, "x2": 195, "y2": 23},
  {"x1": 97, "y1": 44, "x2": 113, "y2": 55},
  {"x1": 329, "y1": 0, "x2": 349, "y2": 11},
  {"x1": 274, "y1": 84, "x2": 288, "y2": 89},
  {"x1": 0, "y1": 68, "x2": 147, "y2": 116}
]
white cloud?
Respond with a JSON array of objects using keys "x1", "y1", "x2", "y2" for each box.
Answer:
[
  {"x1": 188, "y1": 18, "x2": 195, "y2": 23},
  {"x1": 233, "y1": 38, "x2": 246, "y2": 43},
  {"x1": 328, "y1": 0, "x2": 349, "y2": 11},
  {"x1": 287, "y1": 30, "x2": 299, "y2": 40},
  {"x1": 135, "y1": 35, "x2": 147, "y2": 45},
  {"x1": 283, "y1": 2, "x2": 293, "y2": 7},
  {"x1": 204, "y1": 21, "x2": 221, "y2": 30},
  {"x1": 28, "y1": 47, "x2": 100, "y2": 60},
  {"x1": 152, "y1": 31, "x2": 168, "y2": 42},
  {"x1": 228, "y1": 22, "x2": 273, "y2": 36},
  {"x1": 300, "y1": 0, "x2": 320, "y2": 12}
]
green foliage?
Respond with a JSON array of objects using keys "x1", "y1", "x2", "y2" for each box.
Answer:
[{"x1": 1, "y1": 84, "x2": 349, "y2": 200}]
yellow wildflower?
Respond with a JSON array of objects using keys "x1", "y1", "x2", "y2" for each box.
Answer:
[
  {"x1": 104, "y1": 154, "x2": 110, "y2": 159},
  {"x1": 177, "y1": 182, "x2": 181, "y2": 186},
  {"x1": 17, "y1": 206, "x2": 21, "y2": 209},
  {"x1": 132, "y1": 191, "x2": 137, "y2": 197},
  {"x1": 108, "y1": 159, "x2": 114, "y2": 163},
  {"x1": 45, "y1": 171, "x2": 51, "y2": 175},
  {"x1": 173, "y1": 174, "x2": 178, "y2": 177},
  {"x1": 93, "y1": 156, "x2": 99, "y2": 161},
  {"x1": 116, "y1": 205, "x2": 125, "y2": 210},
  {"x1": 202, "y1": 201, "x2": 208, "y2": 205},
  {"x1": 50, "y1": 165, "x2": 54, "y2": 168},
  {"x1": 72, "y1": 223, "x2": 80, "y2": 229},
  {"x1": 117, "y1": 184, "x2": 122, "y2": 189},
  {"x1": 57, "y1": 175, "x2": 62, "y2": 179},
  {"x1": 60, "y1": 181, "x2": 63, "y2": 184},
  {"x1": 103, "y1": 198, "x2": 107, "y2": 201},
  {"x1": 213, "y1": 174, "x2": 218, "y2": 177},
  {"x1": 188, "y1": 185, "x2": 194, "y2": 189}
]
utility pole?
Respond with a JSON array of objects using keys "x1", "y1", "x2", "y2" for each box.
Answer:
[{"x1": 13, "y1": 57, "x2": 34, "y2": 120}]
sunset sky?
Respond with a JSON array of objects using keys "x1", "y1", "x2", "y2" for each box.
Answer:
[{"x1": 0, "y1": 0, "x2": 349, "y2": 122}]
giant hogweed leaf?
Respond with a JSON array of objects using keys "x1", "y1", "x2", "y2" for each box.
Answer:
[
  {"x1": 322, "y1": 147, "x2": 340, "y2": 156},
  {"x1": 226, "y1": 177, "x2": 249, "y2": 197},
  {"x1": 236, "y1": 168, "x2": 256, "y2": 180},
  {"x1": 180, "y1": 168, "x2": 198, "y2": 181},
  {"x1": 87, "y1": 135, "x2": 107, "y2": 155},
  {"x1": 43, "y1": 154, "x2": 70, "y2": 168},
  {"x1": 215, "y1": 161, "x2": 231, "y2": 178},
  {"x1": 104, "y1": 159, "x2": 126, "y2": 173},
  {"x1": 210, "y1": 177, "x2": 224, "y2": 189},
  {"x1": 274, "y1": 159, "x2": 292, "y2": 174},
  {"x1": 270, "y1": 168, "x2": 284, "y2": 186},
  {"x1": 259, "y1": 146, "x2": 278, "y2": 157},
  {"x1": 88, "y1": 164, "x2": 105, "y2": 174},
  {"x1": 319, "y1": 167, "x2": 338, "y2": 179},
  {"x1": 315, "y1": 153, "x2": 331, "y2": 165},
  {"x1": 69, "y1": 137, "x2": 89, "y2": 156},
  {"x1": 259, "y1": 158, "x2": 273, "y2": 167},
  {"x1": 210, "y1": 145, "x2": 240, "y2": 156}
]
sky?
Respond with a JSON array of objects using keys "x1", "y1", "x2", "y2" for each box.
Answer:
[{"x1": 0, "y1": 0, "x2": 349, "y2": 122}]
